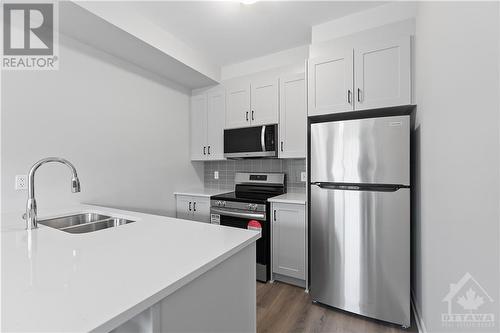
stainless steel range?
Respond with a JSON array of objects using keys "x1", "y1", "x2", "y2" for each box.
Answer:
[{"x1": 210, "y1": 172, "x2": 286, "y2": 282}]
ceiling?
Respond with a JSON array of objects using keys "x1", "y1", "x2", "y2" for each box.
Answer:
[{"x1": 126, "y1": 1, "x2": 386, "y2": 67}]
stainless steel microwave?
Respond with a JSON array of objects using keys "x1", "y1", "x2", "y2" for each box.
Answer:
[{"x1": 224, "y1": 125, "x2": 278, "y2": 158}]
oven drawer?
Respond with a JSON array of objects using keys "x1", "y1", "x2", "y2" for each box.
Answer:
[{"x1": 210, "y1": 208, "x2": 270, "y2": 275}]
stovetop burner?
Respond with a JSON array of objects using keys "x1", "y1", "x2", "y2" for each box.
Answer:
[
  {"x1": 210, "y1": 172, "x2": 286, "y2": 204},
  {"x1": 211, "y1": 191, "x2": 277, "y2": 204}
]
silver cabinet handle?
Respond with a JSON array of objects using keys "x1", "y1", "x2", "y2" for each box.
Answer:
[
  {"x1": 189, "y1": 202, "x2": 192, "y2": 211},
  {"x1": 203, "y1": 146, "x2": 206, "y2": 155},
  {"x1": 274, "y1": 210, "x2": 277, "y2": 221},
  {"x1": 280, "y1": 141, "x2": 284, "y2": 152},
  {"x1": 357, "y1": 88, "x2": 361, "y2": 102},
  {"x1": 251, "y1": 110, "x2": 254, "y2": 121},
  {"x1": 246, "y1": 111, "x2": 249, "y2": 121},
  {"x1": 193, "y1": 202, "x2": 196, "y2": 212},
  {"x1": 207, "y1": 146, "x2": 210, "y2": 155},
  {"x1": 347, "y1": 90, "x2": 351, "y2": 104}
]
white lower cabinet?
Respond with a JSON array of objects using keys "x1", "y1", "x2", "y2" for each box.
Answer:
[
  {"x1": 175, "y1": 195, "x2": 210, "y2": 223},
  {"x1": 271, "y1": 202, "x2": 306, "y2": 286}
]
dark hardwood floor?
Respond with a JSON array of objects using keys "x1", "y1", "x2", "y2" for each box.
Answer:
[{"x1": 257, "y1": 281, "x2": 417, "y2": 333}]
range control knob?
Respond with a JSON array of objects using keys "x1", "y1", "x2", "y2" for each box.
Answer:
[
  {"x1": 222, "y1": 201, "x2": 226, "y2": 207},
  {"x1": 248, "y1": 204, "x2": 258, "y2": 211}
]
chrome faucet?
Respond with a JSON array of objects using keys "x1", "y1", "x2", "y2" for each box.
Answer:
[{"x1": 24, "y1": 157, "x2": 81, "y2": 230}]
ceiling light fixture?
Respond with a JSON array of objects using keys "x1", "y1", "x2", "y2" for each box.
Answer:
[{"x1": 240, "y1": 0, "x2": 258, "y2": 5}]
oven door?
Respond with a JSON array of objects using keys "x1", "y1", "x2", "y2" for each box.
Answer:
[
  {"x1": 210, "y1": 207, "x2": 270, "y2": 281},
  {"x1": 224, "y1": 125, "x2": 277, "y2": 158}
]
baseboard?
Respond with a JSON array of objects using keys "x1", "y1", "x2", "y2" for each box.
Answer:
[
  {"x1": 272, "y1": 273, "x2": 306, "y2": 289},
  {"x1": 411, "y1": 290, "x2": 427, "y2": 333}
]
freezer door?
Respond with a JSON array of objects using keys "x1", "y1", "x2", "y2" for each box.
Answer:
[
  {"x1": 310, "y1": 115, "x2": 410, "y2": 185},
  {"x1": 310, "y1": 184, "x2": 410, "y2": 327}
]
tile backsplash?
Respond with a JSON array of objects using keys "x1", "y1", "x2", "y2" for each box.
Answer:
[{"x1": 204, "y1": 159, "x2": 306, "y2": 192}]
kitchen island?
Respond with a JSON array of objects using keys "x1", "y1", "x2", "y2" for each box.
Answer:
[{"x1": 1, "y1": 205, "x2": 260, "y2": 332}]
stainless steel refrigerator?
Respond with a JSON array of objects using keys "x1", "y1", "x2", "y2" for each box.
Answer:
[{"x1": 310, "y1": 115, "x2": 410, "y2": 327}]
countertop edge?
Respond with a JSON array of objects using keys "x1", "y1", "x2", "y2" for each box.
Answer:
[
  {"x1": 267, "y1": 193, "x2": 307, "y2": 205},
  {"x1": 90, "y1": 231, "x2": 260, "y2": 333},
  {"x1": 3, "y1": 204, "x2": 260, "y2": 333},
  {"x1": 173, "y1": 189, "x2": 228, "y2": 198},
  {"x1": 268, "y1": 199, "x2": 306, "y2": 205}
]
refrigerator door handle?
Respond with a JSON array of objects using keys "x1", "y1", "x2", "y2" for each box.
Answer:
[{"x1": 311, "y1": 182, "x2": 406, "y2": 192}]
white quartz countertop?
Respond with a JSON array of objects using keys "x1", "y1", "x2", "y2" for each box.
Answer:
[
  {"x1": 173, "y1": 188, "x2": 229, "y2": 197},
  {"x1": 268, "y1": 192, "x2": 307, "y2": 205},
  {"x1": 1, "y1": 205, "x2": 259, "y2": 333}
]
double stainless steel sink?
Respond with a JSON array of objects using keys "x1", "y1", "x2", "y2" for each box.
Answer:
[{"x1": 38, "y1": 213, "x2": 135, "y2": 234}]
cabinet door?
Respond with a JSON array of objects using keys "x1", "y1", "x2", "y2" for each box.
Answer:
[
  {"x1": 206, "y1": 89, "x2": 225, "y2": 160},
  {"x1": 190, "y1": 95, "x2": 208, "y2": 160},
  {"x1": 226, "y1": 83, "x2": 251, "y2": 129},
  {"x1": 354, "y1": 36, "x2": 411, "y2": 110},
  {"x1": 308, "y1": 49, "x2": 354, "y2": 116},
  {"x1": 192, "y1": 197, "x2": 211, "y2": 223},
  {"x1": 176, "y1": 195, "x2": 193, "y2": 220},
  {"x1": 279, "y1": 73, "x2": 306, "y2": 158},
  {"x1": 272, "y1": 203, "x2": 306, "y2": 280},
  {"x1": 251, "y1": 78, "x2": 279, "y2": 126}
]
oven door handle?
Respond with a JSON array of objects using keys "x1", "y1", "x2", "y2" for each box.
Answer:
[{"x1": 211, "y1": 208, "x2": 266, "y2": 221}]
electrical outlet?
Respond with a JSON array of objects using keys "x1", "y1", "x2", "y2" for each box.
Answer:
[
  {"x1": 214, "y1": 171, "x2": 219, "y2": 180},
  {"x1": 300, "y1": 172, "x2": 307, "y2": 182},
  {"x1": 15, "y1": 175, "x2": 27, "y2": 190}
]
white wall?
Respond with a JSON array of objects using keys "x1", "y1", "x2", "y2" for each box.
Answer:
[
  {"x1": 311, "y1": 1, "x2": 417, "y2": 43},
  {"x1": 414, "y1": 2, "x2": 499, "y2": 332},
  {"x1": 74, "y1": 1, "x2": 221, "y2": 83},
  {"x1": 1, "y1": 35, "x2": 203, "y2": 217},
  {"x1": 220, "y1": 45, "x2": 309, "y2": 80},
  {"x1": 309, "y1": 19, "x2": 415, "y2": 59}
]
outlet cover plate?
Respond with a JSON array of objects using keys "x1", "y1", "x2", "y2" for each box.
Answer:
[
  {"x1": 15, "y1": 175, "x2": 27, "y2": 190},
  {"x1": 300, "y1": 172, "x2": 307, "y2": 182},
  {"x1": 214, "y1": 171, "x2": 219, "y2": 180}
]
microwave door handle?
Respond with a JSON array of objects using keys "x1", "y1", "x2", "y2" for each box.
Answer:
[{"x1": 261, "y1": 125, "x2": 266, "y2": 152}]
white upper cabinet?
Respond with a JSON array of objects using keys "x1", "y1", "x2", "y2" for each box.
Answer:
[
  {"x1": 190, "y1": 87, "x2": 225, "y2": 161},
  {"x1": 308, "y1": 49, "x2": 354, "y2": 116},
  {"x1": 206, "y1": 89, "x2": 225, "y2": 160},
  {"x1": 308, "y1": 35, "x2": 412, "y2": 116},
  {"x1": 354, "y1": 36, "x2": 411, "y2": 110},
  {"x1": 225, "y1": 83, "x2": 251, "y2": 129},
  {"x1": 279, "y1": 73, "x2": 306, "y2": 158},
  {"x1": 226, "y1": 77, "x2": 279, "y2": 129},
  {"x1": 190, "y1": 94, "x2": 207, "y2": 160},
  {"x1": 251, "y1": 78, "x2": 279, "y2": 126}
]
